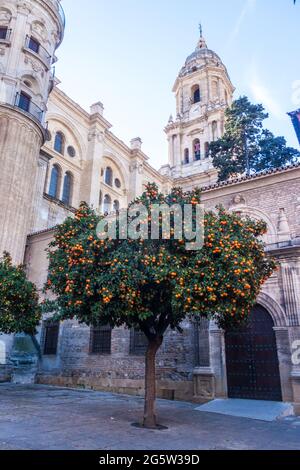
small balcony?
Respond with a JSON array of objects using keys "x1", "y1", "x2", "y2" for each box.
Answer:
[
  {"x1": 15, "y1": 92, "x2": 44, "y2": 123},
  {"x1": 0, "y1": 27, "x2": 12, "y2": 43},
  {"x1": 24, "y1": 36, "x2": 52, "y2": 68}
]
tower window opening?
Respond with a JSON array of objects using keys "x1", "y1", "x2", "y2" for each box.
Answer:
[
  {"x1": 204, "y1": 142, "x2": 210, "y2": 158},
  {"x1": 225, "y1": 90, "x2": 228, "y2": 105},
  {"x1": 28, "y1": 36, "x2": 40, "y2": 54},
  {"x1": 192, "y1": 85, "x2": 201, "y2": 104},
  {"x1": 184, "y1": 148, "x2": 190, "y2": 164},
  {"x1": 193, "y1": 139, "x2": 201, "y2": 161},
  {"x1": 212, "y1": 80, "x2": 219, "y2": 98},
  {"x1": 212, "y1": 121, "x2": 218, "y2": 141}
]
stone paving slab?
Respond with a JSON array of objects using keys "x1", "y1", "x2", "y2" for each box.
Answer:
[
  {"x1": 0, "y1": 384, "x2": 300, "y2": 450},
  {"x1": 196, "y1": 399, "x2": 294, "y2": 422}
]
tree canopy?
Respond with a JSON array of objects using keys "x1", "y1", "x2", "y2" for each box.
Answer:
[
  {"x1": 44, "y1": 183, "x2": 276, "y2": 428},
  {"x1": 210, "y1": 96, "x2": 300, "y2": 181},
  {"x1": 0, "y1": 252, "x2": 41, "y2": 335}
]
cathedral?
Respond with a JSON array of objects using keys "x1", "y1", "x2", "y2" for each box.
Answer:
[{"x1": 0, "y1": 0, "x2": 300, "y2": 412}]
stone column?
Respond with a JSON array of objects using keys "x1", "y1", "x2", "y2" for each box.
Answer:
[
  {"x1": 210, "y1": 322, "x2": 227, "y2": 397},
  {"x1": 31, "y1": 154, "x2": 49, "y2": 232},
  {"x1": 193, "y1": 318, "x2": 215, "y2": 402},
  {"x1": 280, "y1": 262, "x2": 300, "y2": 326},
  {"x1": 0, "y1": 107, "x2": 43, "y2": 263}
]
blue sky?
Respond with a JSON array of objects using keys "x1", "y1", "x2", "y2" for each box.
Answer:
[{"x1": 57, "y1": 0, "x2": 300, "y2": 169}]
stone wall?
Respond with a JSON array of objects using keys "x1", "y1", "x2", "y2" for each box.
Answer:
[{"x1": 36, "y1": 320, "x2": 195, "y2": 402}]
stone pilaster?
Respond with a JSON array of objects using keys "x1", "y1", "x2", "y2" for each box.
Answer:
[
  {"x1": 280, "y1": 262, "x2": 300, "y2": 326},
  {"x1": 80, "y1": 117, "x2": 104, "y2": 209}
]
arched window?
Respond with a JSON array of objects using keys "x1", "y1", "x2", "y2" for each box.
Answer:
[
  {"x1": 204, "y1": 142, "x2": 210, "y2": 158},
  {"x1": 184, "y1": 148, "x2": 190, "y2": 164},
  {"x1": 192, "y1": 85, "x2": 200, "y2": 104},
  {"x1": 193, "y1": 139, "x2": 201, "y2": 161},
  {"x1": 54, "y1": 131, "x2": 65, "y2": 155},
  {"x1": 113, "y1": 200, "x2": 120, "y2": 212},
  {"x1": 48, "y1": 164, "x2": 61, "y2": 198},
  {"x1": 105, "y1": 167, "x2": 113, "y2": 186},
  {"x1": 212, "y1": 121, "x2": 218, "y2": 141},
  {"x1": 103, "y1": 194, "x2": 111, "y2": 214},
  {"x1": 62, "y1": 172, "x2": 73, "y2": 206}
]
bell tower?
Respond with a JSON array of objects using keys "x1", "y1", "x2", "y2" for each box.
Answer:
[
  {"x1": 0, "y1": 0, "x2": 65, "y2": 263},
  {"x1": 165, "y1": 26, "x2": 235, "y2": 179}
]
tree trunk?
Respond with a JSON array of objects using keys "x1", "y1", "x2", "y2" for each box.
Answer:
[{"x1": 143, "y1": 336, "x2": 163, "y2": 428}]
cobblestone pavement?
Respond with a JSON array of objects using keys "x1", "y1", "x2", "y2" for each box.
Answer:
[{"x1": 0, "y1": 384, "x2": 300, "y2": 450}]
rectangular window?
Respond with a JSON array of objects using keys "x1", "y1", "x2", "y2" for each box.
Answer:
[
  {"x1": 28, "y1": 36, "x2": 40, "y2": 54},
  {"x1": 0, "y1": 27, "x2": 8, "y2": 40},
  {"x1": 130, "y1": 329, "x2": 148, "y2": 356},
  {"x1": 90, "y1": 325, "x2": 112, "y2": 355},
  {"x1": 18, "y1": 92, "x2": 31, "y2": 113},
  {"x1": 43, "y1": 321, "x2": 59, "y2": 356}
]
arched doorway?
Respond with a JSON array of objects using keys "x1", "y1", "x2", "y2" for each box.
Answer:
[{"x1": 225, "y1": 305, "x2": 282, "y2": 401}]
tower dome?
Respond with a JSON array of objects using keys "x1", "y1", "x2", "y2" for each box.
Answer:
[{"x1": 179, "y1": 27, "x2": 229, "y2": 80}]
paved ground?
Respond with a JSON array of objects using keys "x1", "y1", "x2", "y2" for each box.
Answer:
[{"x1": 0, "y1": 384, "x2": 300, "y2": 450}]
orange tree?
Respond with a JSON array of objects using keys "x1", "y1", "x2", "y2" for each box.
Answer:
[
  {"x1": 44, "y1": 184, "x2": 276, "y2": 428},
  {"x1": 0, "y1": 252, "x2": 41, "y2": 335}
]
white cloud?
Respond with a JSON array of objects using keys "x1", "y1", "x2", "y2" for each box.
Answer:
[{"x1": 226, "y1": 0, "x2": 256, "y2": 47}]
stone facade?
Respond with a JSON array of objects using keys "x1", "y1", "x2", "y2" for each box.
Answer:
[{"x1": 0, "y1": 3, "x2": 300, "y2": 411}]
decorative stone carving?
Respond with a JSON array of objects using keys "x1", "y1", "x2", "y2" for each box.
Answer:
[
  {"x1": 24, "y1": 55, "x2": 44, "y2": 74},
  {"x1": 17, "y1": 1, "x2": 32, "y2": 15},
  {"x1": 129, "y1": 163, "x2": 144, "y2": 174},
  {"x1": 232, "y1": 194, "x2": 246, "y2": 206},
  {"x1": 0, "y1": 8, "x2": 12, "y2": 25},
  {"x1": 31, "y1": 20, "x2": 48, "y2": 43},
  {"x1": 87, "y1": 130, "x2": 104, "y2": 143}
]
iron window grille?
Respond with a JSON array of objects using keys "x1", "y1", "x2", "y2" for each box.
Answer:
[
  {"x1": 90, "y1": 325, "x2": 112, "y2": 355},
  {"x1": 43, "y1": 321, "x2": 60, "y2": 356},
  {"x1": 130, "y1": 329, "x2": 148, "y2": 356}
]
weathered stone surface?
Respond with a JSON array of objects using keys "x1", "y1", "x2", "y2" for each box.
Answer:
[{"x1": 0, "y1": 385, "x2": 300, "y2": 450}]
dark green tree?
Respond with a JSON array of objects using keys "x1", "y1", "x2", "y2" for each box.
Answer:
[
  {"x1": 0, "y1": 252, "x2": 41, "y2": 335},
  {"x1": 210, "y1": 96, "x2": 300, "y2": 181}
]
